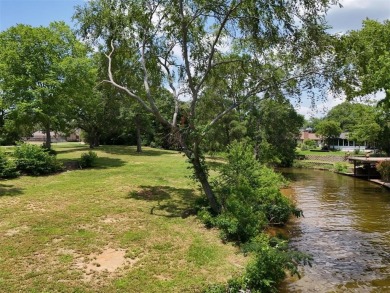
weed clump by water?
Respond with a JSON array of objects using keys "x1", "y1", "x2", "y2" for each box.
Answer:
[{"x1": 198, "y1": 142, "x2": 308, "y2": 292}]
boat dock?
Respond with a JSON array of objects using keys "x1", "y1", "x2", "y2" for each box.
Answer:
[{"x1": 348, "y1": 157, "x2": 390, "y2": 187}]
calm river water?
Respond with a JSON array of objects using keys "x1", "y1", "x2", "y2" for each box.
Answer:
[{"x1": 280, "y1": 168, "x2": 390, "y2": 292}]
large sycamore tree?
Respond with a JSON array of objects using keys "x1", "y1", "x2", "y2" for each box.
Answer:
[{"x1": 74, "y1": 0, "x2": 339, "y2": 213}]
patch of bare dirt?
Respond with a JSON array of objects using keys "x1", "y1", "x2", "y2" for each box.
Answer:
[
  {"x1": 57, "y1": 248, "x2": 77, "y2": 255},
  {"x1": 75, "y1": 247, "x2": 139, "y2": 282},
  {"x1": 26, "y1": 203, "x2": 46, "y2": 212},
  {"x1": 4, "y1": 225, "x2": 29, "y2": 236},
  {"x1": 52, "y1": 238, "x2": 63, "y2": 244},
  {"x1": 154, "y1": 274, "x2": 173, "y2": 281},
  {"x1": 100, "y1": 215, "x2": 126, "y2": 224}
]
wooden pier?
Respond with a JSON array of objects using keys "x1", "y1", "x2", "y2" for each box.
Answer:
[{"x1": 348, "y1": 156, "x2": 390, "y2": 181}]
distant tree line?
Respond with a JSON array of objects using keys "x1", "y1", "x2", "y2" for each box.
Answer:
[{"x1": 304, "y1": 101, "x2": 389, "y2": 154}]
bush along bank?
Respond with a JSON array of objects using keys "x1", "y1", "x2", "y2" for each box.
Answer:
[
  {"x1": 0, "y1": 144, "x2": 99, "y2": 179},
  {"x1": 198, "y1": 142, "x2": 311, "y2": 293}
]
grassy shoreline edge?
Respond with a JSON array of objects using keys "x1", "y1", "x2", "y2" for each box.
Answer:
[{"x1": 0, "y1": 143, "x2": 247, "y2": 292}]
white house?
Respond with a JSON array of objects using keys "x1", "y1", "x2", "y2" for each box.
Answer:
[{"x1": 299, "y1": 131, "x2": 369, "y2": 151}]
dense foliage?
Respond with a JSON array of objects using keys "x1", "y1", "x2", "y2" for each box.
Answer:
[
  {"x1": 0, "y1": 151, "x2": 19, "y2": 178},
  {"x1": 315, "y1": 120, "x2": 342, "y2": 148},
  {"x1": 0, "y1": 22, "x2": 93, "y2": 149},
  {"x1": 250, "y1": 98, "x2": 304, "y2": 166},
  {"x1": 79, "y1": 151, "x2": 98, "y2": 168},
  {"x1": 331, "y1": 20, "x2": 390, "y2": 154},
  {"x1": 333, "y1": 20, "x2": 390, "y2": 106},
  {"x1": 199, "y1": 143, "x2": 305, "y2": 292},
  {"x1": 376, "y1": 161, "x2": 390, "y2": 182},
  {"x1": 13, "y1": 144, "x2": 63, "y2": 176}
]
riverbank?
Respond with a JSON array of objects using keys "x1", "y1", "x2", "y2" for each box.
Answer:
[
  {"x1": 293, "y1": 158, "x2": 390, "y2": 191},
  {"x1": 335, "y1": 172, "x2": 390, "y2": 189},
  {"x1": 366, "y1": 178, "x2": 390, "y2": 189}
]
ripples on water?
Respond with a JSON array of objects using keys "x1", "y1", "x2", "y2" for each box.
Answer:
[{"x1": 280, "y1": 169, "x2": 390, "y2": 292}]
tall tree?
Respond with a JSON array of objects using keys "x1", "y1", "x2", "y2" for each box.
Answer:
[
  {"x1": 332, "y1": 21, "x2": 390, "y2": 154},
  {"x1": 248, "y1": 97, "x2": 304, "y2": 166},
  {"x1": 0, "y1": 22, "x2": 91, "y2": 149},
  {"x1": 333, "y1": 19, "x2": 390, "y2": 106},
  {"x1": 315, "y1": 120, "x2": 342, "y2": 148},
  {"x1": 74, "y1": 0, "x2": 339, "y2": 213},
  {"x1": 326, "y1": 102, "x2": 378, "y2": 132},
  {"x1": 324, "y1": 102, "x2": 383, "y2": 151}
]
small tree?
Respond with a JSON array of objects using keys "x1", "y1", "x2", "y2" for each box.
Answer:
[
  {"x1": 349, "y1": 122, "x2": 381, "y2": 150},
  {"x1": 315, "y1": 120, "x2": 342, "y2": 149}
]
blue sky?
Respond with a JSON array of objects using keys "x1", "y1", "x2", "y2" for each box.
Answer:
[
  {"x1": 1, "y1": 0, "x2": 389, "y2": 118},
  {"x1": 2, "y1": 0, "x2": 389, "y2": 33},
  {"x1": 0, "y1": 0, "x2": 85, "y2": 31}
]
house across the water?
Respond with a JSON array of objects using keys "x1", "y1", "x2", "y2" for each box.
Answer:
[
  {"x1": 327, "y1": 132, "x2": 369, "y2": 151},
  {"x1": 298, "y1": 131, "x2": 370, "y2": 151},
  {"x1": 297, "y1": 131, "x2": 322, "y2": 148}
]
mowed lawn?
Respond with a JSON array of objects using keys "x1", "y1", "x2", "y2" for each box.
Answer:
[{"x1": 0, "y1": 143, "x2": 245, "y2": 292}]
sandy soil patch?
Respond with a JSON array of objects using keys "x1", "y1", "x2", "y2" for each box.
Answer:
[
  {"x1": 26, "y1": 203, "x2": 47, "y2": 212},
  {"x1": 75, "y1": 247, "x2": 139, "y2": 281},
  {"x1": 100, "y1": 215, "x2": 126, "y2": 224},
  {"x1": 4, "y1": 225, "x2": 29, "y2": 236}
]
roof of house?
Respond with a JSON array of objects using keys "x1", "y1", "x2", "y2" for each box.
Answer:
[{"x1": 300, "y1": 131, "x2": 321, "y2": 140}]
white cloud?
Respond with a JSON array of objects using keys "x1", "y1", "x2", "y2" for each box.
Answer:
[
  {"x1": 327, "y1": 0, "x2": 390, "y2": 33},
  {"x1": 339, "y1": 0, "x2": 373, "y2": 9},
  {"x1": 295, "y1": 91, "x2": 385, "y2": 119},
  {"x1": 295, "y1": 95, "x2": 345, "y2": 119}
]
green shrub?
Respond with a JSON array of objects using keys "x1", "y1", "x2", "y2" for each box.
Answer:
[
  {"x1": 197, "y1": 142, "x2": 308, "y2": 292},
  {"x1": 13, "y1": 144, "x2": 63, "y2": 176},
  {"x1": 202, "y1": 142, "x2": 299, "y2": 242},
  {"x1": 197, "y1": 208, "x2": 215, "y2": 229},
  {"x1": 334, "y1": 162, "x2": 349, "y2": 173},
  {"x1": 0, "y1": 151, "x2": 19, "y2": 179},
  {"x1": 239, "y1": 235, "x2": 312, "y2": 293},
  {"x1": 204, "y1": 235, "x2": 312, "y2": 293},
  {"x1": 303, "y1": 139, "x2": 316, "y2": 149},
  {"x1": 79, "y1": 151, "x2": 98, "y2": 168},
  {"x1": 300, "y1": 144, "x2": 309, "y2": 151},
  {"x1": 376, "y1": 160, "x2": 390, "y2": 182}
]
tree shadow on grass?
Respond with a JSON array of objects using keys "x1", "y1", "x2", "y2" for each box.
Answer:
[
  {"x1": 94, "y1": 157, "x2": 126, "y2": 168},
  {"x1": 128, "y1": 185, "x2": 198, "y2": 218},
  {"x1": 101, "y1": 146, "x2": 178, "y2": 157},
  {"x1": 57, "y1": 157, "x2": 126, "y2": 171},
  {"x1": 0, "y1": 183, "x2": 23, "y2": 197},
  {"x1": 206, "y1": 160, "x2": 225, "y2": 171},
  {"x1": 54, "y1": 146, "x2": 90, "y2": 155}
]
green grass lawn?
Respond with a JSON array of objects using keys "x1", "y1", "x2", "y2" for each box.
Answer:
[
  {"x1": 0, "y1": 143, "x2": 245, "y2": 292},
  {"x1": 296, "y1": 149, "x2": 347, "y2": 156}
]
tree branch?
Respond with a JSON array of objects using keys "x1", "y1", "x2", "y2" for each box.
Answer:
[
  {"x1": 195, "y1": 1, "x2": 243, "y2": 93},
  {"x1": 104, "y1": 41, "x2": 152, "y2": 113},
  {"x1": 139, "y1": 38, "x2": 171, "y2": 128}
]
